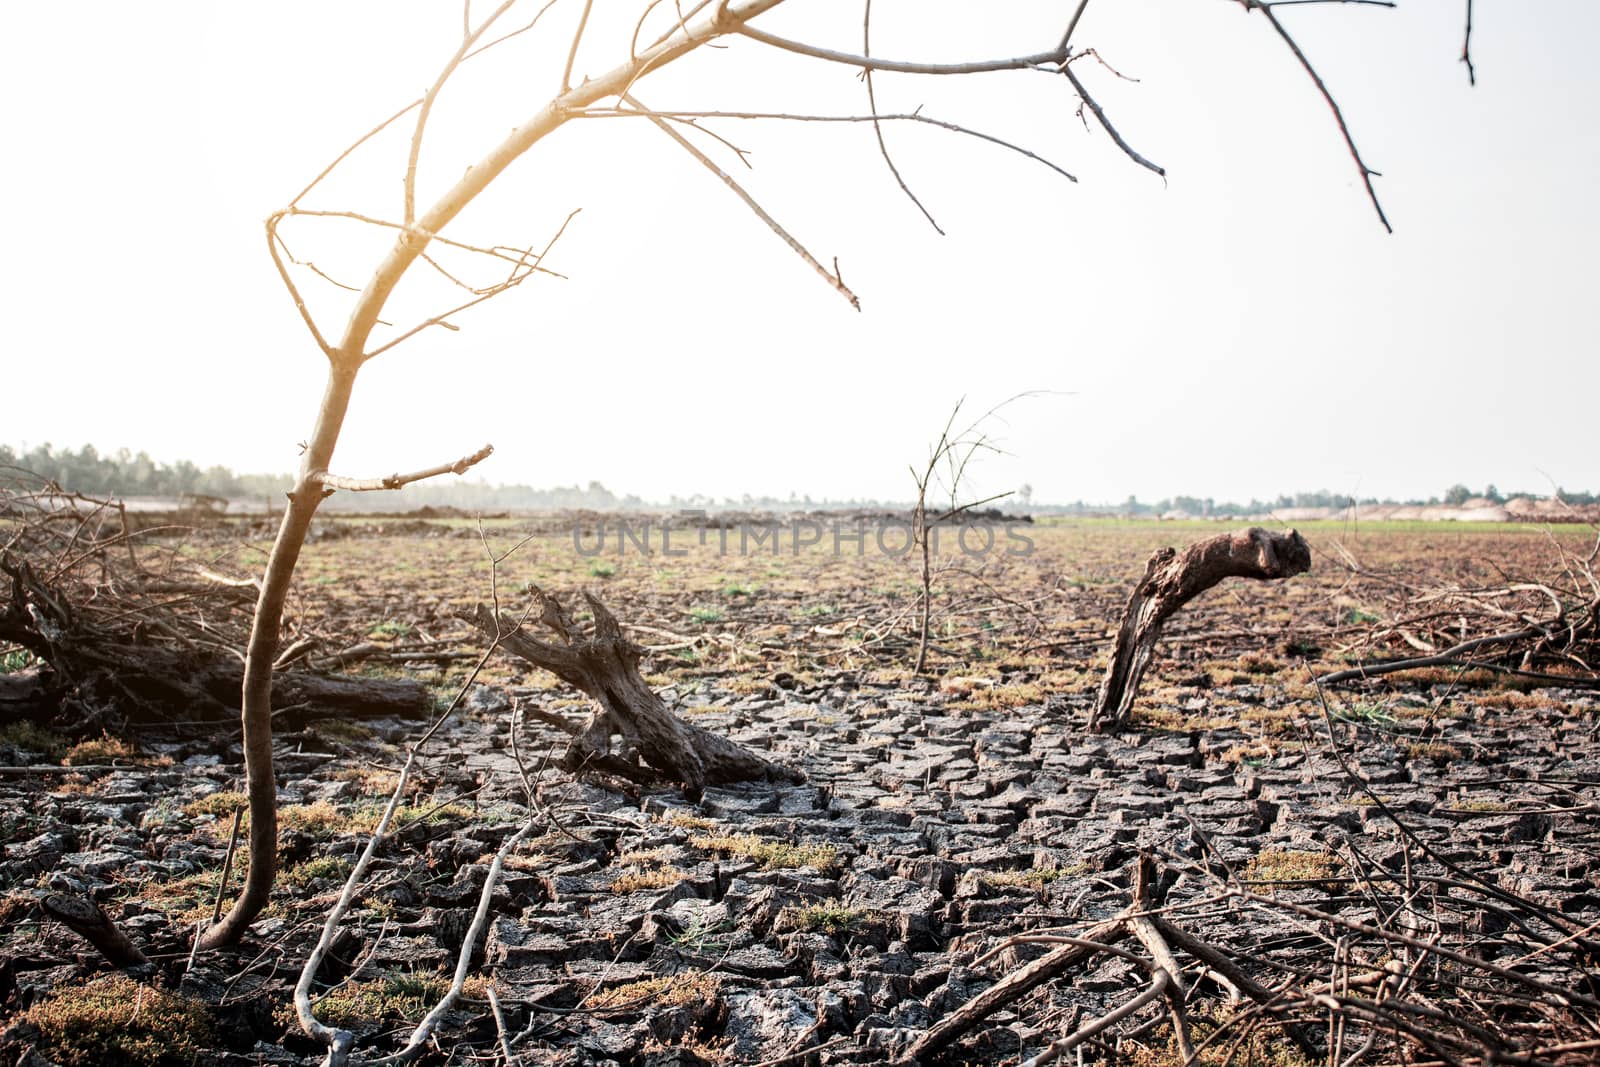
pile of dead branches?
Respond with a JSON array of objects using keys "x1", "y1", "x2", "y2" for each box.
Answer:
[
  {"x1": 1319, "y1": 530, "x2": 1600, "y2": 690},
  {"x1": 0, "y1": 473, "x2": 425, "y2": 730}
]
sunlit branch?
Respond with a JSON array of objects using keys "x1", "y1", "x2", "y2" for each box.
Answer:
[
  {"x1": 583, "y1": 108, "x2": 1077, "y2": 183},
  {"x1": 310, "y1": 444, "x2": 494, "y2": 493},
  {"x1": 289, "y1": 101, "x2": 422, "y2": 209},
  {"x1": 264, "y1": 214, "x2": 333, "y2": 358},
  {"x1": 362, "y1": 208, "x2": 579, "y2": 361},
  {"x1": 561, "y1": 0, "x2": 595, "y2": 93},
  {"x1": 285, "y1": 207, "x2": 559, "y2": 272},
  {"x1": 274, "y1": 231, "x2": 363, "y2": 292},
  {"x1": 406, "y1": 0, "x2": 521, "y2": 227},
  {"x1": 463, "y1": 0, "x2": 564, "y2": 63}
]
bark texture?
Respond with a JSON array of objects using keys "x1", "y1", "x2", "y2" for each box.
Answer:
[
  {"x1": 469, "y1": 589, "x2": 802, "y2": 798},
  {"x1": 1090, "y1": 527, "x2": 1311, "y2": 732}
]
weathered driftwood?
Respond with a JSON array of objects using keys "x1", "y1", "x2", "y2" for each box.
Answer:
[
  {"x1": 1, "y1": 554, "x2": 430, "y2": 724},
  {"x1": 469, "y1": 589, "x2": 802, "y2": 798},
  {"x1": 1090, "y1": 527, "x2": 1311, "y2": 732}
]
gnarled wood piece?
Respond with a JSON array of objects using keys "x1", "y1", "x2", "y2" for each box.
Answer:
[
  {"x1": 469, "y1": 588, "x2": 802, "y2": 798},
  {"x1": 1091, "y1": 527, "x2": 1310, "y2": 733}
]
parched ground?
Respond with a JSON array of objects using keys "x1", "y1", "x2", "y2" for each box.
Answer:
[{"x1": 2, "y1": 518, "x2": 1598, "y2": 1066}]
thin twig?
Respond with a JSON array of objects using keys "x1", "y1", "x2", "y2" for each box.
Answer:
[{"x1": 620, "y1": 92, "x2": 861, "y2": 310}]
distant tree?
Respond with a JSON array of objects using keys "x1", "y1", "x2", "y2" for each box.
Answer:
[
  {"x1": 1444, "y1": 484, "x2": 1473, "y2": 506},
  {"x1": 1484, "y1": 484, "x2": 1504, "y2": 504}
]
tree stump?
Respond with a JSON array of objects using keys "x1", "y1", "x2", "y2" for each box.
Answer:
[
  {"x1": 469, "y1": 589, "x2": 802, "y2": 798},
  {"x1": 1090, "y1": 527, "x2": 1311, "y2": 733}
]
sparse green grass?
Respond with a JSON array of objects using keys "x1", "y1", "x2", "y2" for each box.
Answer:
[
  {"x1": 688, "y1": 606, "x2": 724, "y2": 623},
  {"x1": 184, "y1": 791, "x2": 247, "y2": 819},
  {"x1": 280, "y1": 856, "x2": 353, "y2": 889},
  {"x1": 687, "y1": 832, "x2": 840, "y2": 874},
  {"x1": 588, "y1": 559, "x2": 617, "y2": 578},
  {"x1": 981, "y1": 864, "x2": 1085, "y2": 890},
  {"x1": 782, "y1": 903, "x2": 870, "y2": 935},
  {"x1": 368, "y1": 619, "x2": 414, "y2": 639},
  {"x1": 19, "y1": 974, "x2": 214, "y2": 1067},
  {"x1": 285, "y1": 973, "x2": 491, "y2": 1028}
]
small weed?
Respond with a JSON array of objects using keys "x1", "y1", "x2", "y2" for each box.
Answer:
[
  {"x1": 1343, "y1": 608, "x2": 1381, "y2": 625},
  {"x1": 689, "y1": 606, "x2": 724, "y2": 624},
  {"x1": 800, "y1": 603, "x2": 837, "y2": 618},
  {"x1": 315, "y1": 720, "x2": 377, "y2": 743},
  {"x1": 660, "y1": 812, "x2": 716, "y2": 832},
  {"x1": 588, "y1": 560, "x2": 617, "y2": 579},
  {"x1": 369, "y1": 619, "x2": 414, "y2": 639},
  {"x1": 1333, "y1": 702, "x2": 1396, "y2": 727},
  {"x1": 721, "y1": 582, "x2": 756, "y2": 597},
  {"x1": 2, "y1": 648, "x2": 40, "y2": 673}
]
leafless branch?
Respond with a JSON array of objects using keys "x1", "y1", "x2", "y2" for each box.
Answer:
[
  {"x1": 862, "y1": 0, "x2": 943, "y2": 234},
  {"x1": 1058, "y1": 0, "x2": 1092, "y2": 54},
  {"x1": 583, "y1": 108, "x2": 1077, "y2": 182},
  {"x1": 561, "y1": 0, "x2": 596, "y2": 93},
  {"x1": 1461, "y1": 0, "x2": 1476, "y2": 85},
  {"x1": 311, "y1": 444, "x2": 494, "y2": 493},
  {"x1": 738, "y1": 24, "x2": 1068, "y2": 75},
  {"x1": 1247, "y1": 1, "x2": 1392, "y2": 232},
  {"x1": 1063, "y1": 63, "x2": 1165, "y2": 177},
  {"x1": 620, "y1": 92, "x2": 860, "y2": 310},
  {"x1": 406, "y1": 0, "x2": 522, "y2": 227},
  {"x1": 265, "y1": 214, "x2": 335, "y2": 358}
]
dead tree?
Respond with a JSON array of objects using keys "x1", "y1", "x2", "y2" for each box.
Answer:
[
  {"x1": 1090, "y1": 528, "x2": 1311, "y2": 732},
  {"x1": 209, "y1": 0, "x2": 1464, "y2": 953},
  {"x1": 469, "y1": 589, "x2": 801, "y2": 798}
]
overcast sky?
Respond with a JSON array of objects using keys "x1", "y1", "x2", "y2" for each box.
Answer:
[{"x1": 2, "y1": 1, "x2": 1595, "y2": 506}]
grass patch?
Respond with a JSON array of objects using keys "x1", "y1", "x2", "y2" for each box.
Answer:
[
  {"x1": 981, "y1": 864, "x2": 1084, "y2": 890},
  {"x1": 781, "y1": 903, "x2": 869, "y2": 935},
  {"x1": 687, "y1": 832, "x2": 840, "y2": 874},
  {"x1": 64, "y1": 733, "x2": 144, "y2": 765},
  {"x1": 19, "y1": 973, "x2": 214, "y2": 1067},
  {"x1": 587, "y1": 560, "x2": 617, "y2": 578},
  {"x1": 659, "y1": 812, "x2": 716, "y2": 832},
  {"x1": 1244, "y1": 849, "x2": 1342, "y2": 883},
  {"x1": 286, "y1": 972, "x2": 491, "y2": 1028},
  {"x1": 280, "y1": 856, "x2": 353, "y2": 890},
  {"x1": 183, "y1": 791, "x2": 247, "y2": 819},
  {"x1": 588, "y1": 972, "x2": 720, "y2": 1011},
  {"x1": 368, "y1": 619, "x2": 413, "y2": 639},
  {"x1": 688, "y1": 606, "x2": 724, "y2": 624},
  {"x1": 611, "y1": 866, "x2": 686, "y2": 894},
  {"x1": 1403, "y1": 740, "x2": 1462, "y2": 762}
]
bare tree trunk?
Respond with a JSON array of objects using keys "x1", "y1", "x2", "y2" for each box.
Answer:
[
  {"x1": 469, "y1": 590, "x2": 802, "y2": 798},
  {"x1": 199, "y1": 363, "x2": 357, "y2": 949},
  {"x1": 1090, "y1": 528, "x2": 1311, "y2": 733}
]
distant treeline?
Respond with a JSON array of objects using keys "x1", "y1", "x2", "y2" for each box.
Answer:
[{"x1": 3, "y1": 443, "x2": 1595, "y2": 512}]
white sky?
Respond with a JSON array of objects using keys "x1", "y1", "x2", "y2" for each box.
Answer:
[{"x1": 2, "y1": 1, "x2": 1596, "y2": 506}]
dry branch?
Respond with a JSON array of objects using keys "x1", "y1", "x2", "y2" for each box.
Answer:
[{"x1": 1091, "y1": 527, "x2": 1311, "y2": 731}]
